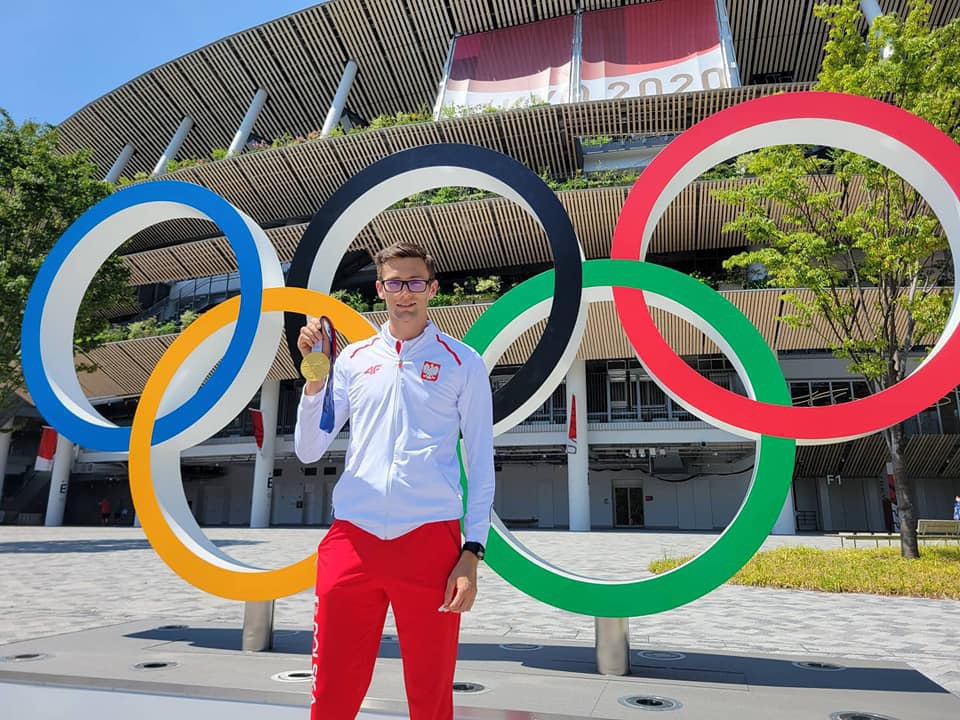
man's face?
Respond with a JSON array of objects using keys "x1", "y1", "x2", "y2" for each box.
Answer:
[{"x1": 376, "y1": 257, "x2": 438, "y2": 324}]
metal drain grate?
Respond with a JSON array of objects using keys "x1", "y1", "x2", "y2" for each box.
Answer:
[
  {"x1": 831, "y1": 713, "x2": 901, "y2": 720},
  {"x1": 636, "y1": 650, "x2": 686, "y2": 662},
  {"x1": 452, "y1": 682, "x2": 486, "y2": 694},
  {"x1": 132, "y1": 661, "x2": 178, "y2": 671},
  {"x1": 499, "y1": 643, "x2": 543, "y2": 652},
  {"x1": 1, "y1": 653, "x2": 49, "y2": 663},
  {"x1": 793, "y1": 661, "x2": 847, "y2": 672},
  {"x1": 272, "y1": 670, "x2": 313, "y2": 683},
  {"x1": 618, "y1": 695, "x2": 683, "y2": 711}
]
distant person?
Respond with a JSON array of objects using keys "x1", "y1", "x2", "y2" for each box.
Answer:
[
  {"x1": 953, "y1": 495, "x2": 960, "y2": 522},
  {"x1": 98, "y1": 497, "x2": 111, "y2": 526}
]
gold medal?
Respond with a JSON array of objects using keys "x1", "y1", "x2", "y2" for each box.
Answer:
[{"x1": 300, "y1": 351, "x2": 331, "y2": 382}]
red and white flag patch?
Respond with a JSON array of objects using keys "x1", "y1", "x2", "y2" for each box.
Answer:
[{"x1": 421, "y1": 361, "x2": 441, "y2": 381}]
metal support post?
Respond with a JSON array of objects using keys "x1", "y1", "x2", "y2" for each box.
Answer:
[
  {"x1": 242, "y1": 600, "x2": 275, "y2": 651},
  {"x1": 104, "y1": 143, "x2": 134, "y2": 183},
  {"x1": 228, "y1": 88, "x2": 268, "y2": 157},
  {"x1": 151, "y1": 116, "x2": 194, "y2": 176},
  {"x1": 595, "y1": 617, "x2": 631, "y2": 675},
  {"x1": 321, "y1": 60, "x2": 358, "y2": 136}
]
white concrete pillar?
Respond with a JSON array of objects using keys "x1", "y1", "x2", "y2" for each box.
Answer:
[
  {"x1": 321, "y1": 60, "x2": 358, "y2": 137},
  {"x1": 0, "y1": 421, "x2": 12, "y2": 504},
  {"x1": 859, "y1": 0, "x2": 883, "y2": 25},
  {"x1": 104, "y1": 143, "x2": 134, "y2": 183},
  {"x1": 151, "y1": 116, "x2": 193, "y2": 176},
  {"x1": 44, "y1": 435, "x2": 74, "y2": 527},
  {"x1": 771, "y1": 482, "x2": 797, "y2": 535},
  {"x1": 860, "y1": 0, "x2": 893, "y2": 58},
  {"x1": 227, "y1": 88, "x2": 268, "y2": 157},
  {"x1": 250, "y1": 380, "x2": 279, "y2": 528},
  {"x1": 566, "y1": 359, "x2": 590, "y2": 531}
]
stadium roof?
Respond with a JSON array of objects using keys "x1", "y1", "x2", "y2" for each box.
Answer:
[{"x1": 57, "y1": 0, "x2": 960, "y2": 177}]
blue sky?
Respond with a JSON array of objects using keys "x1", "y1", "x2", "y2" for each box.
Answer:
[{"x1": 2, "y1": 1, "x2": 317, "y2": 125}]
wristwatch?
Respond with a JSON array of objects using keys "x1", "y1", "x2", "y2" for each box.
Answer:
[{"x1": 461, "y1": 541, "x2": 485, "y2": 560}]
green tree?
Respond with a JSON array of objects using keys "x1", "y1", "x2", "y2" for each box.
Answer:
[
  {"x1": 0, "y1": 109, "x2": 132, "y2": 419},
  {"x1": 718, "y1": 0, "x2": 960, "y2": 557}
]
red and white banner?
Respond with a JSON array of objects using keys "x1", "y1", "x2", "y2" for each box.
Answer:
[
  {"x1": 442, "y1": 15, "x2": 574, "y2": 111},
  {"x1": 566, "y1": 395, "x2": 578, "y2": 455},
  {"x1": 439, "y1": 0, "x2": 733, "y2": 112},
  {"x1": 580, "y1": 0, "x2": 730, "y2": 101},
  {"x1": 35, "y1": 426, "x2": 57, "y2": 472},
  {"x1": 250, "y1": 408, "x2": 264, "y2": 451}
]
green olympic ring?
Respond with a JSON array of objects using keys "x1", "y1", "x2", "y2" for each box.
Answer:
[{"x1": 460, "y1": 259, "x2": 796, "y2": 617}]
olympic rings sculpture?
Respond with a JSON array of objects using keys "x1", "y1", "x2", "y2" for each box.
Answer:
[{"x1": 21, "y1": 92, "x2": 960, "y2": 616}]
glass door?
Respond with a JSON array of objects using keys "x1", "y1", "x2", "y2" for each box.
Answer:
[{"x1": 614, "y1": 486, "x2": 645, "y2": 527}]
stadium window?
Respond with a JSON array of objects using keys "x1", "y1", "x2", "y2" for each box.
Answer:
[
  {"x1": 810, "y1": 382, "x2": 832, "y2": 406},
  {"x1": 791, "y1": 381, "x2": 812, "y2": 406},
  {"x1": 939, "y1": 390, "x2": 960, "y2": 434}
]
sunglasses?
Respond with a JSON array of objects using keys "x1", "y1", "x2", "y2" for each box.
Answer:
[{"x1": 380, "y1": 278, "x2": 434, "y2": 293}]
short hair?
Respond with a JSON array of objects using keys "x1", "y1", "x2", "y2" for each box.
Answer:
[{"x1": 373, "y1": 242, "x2": 437, "y2": 279}]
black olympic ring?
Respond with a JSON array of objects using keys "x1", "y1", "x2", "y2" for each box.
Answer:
[{"x1": 284, "y1": 143, "x2": 584, "y2": 425}]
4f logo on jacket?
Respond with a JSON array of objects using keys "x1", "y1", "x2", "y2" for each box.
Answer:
[
  {"x1": 421, "y1": 361, "x2": 441, "y2": 382},
  {"x1": 363, "y1": 364, "x2": 382, "y2": 375}
]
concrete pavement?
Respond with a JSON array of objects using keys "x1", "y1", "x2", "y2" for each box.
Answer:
[{"x1": 1, "y1": 526, "x2": 958, "y2": 699}]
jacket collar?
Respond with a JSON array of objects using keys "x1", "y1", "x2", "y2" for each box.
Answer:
[{"x1": 380, "y1": 319, "x2": 435, "y2": 354}]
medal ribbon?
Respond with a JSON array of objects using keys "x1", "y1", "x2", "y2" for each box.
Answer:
[{"x1": 318, "y1": 316, "x2": 337, "y2": 433}]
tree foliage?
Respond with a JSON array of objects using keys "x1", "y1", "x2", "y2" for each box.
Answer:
[
  {"x1": 717, "y1": 0, "x2": 960, "y2": 557},
  {"x1": 0, "y1": 109, "x2": 132, "y2": 415}
]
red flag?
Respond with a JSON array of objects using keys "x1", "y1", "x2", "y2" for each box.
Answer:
[
  {"x1": 35, "y1": 426, "x2": 57, "y2": 471},
  {"x1": 566, "y1": 395, "x2": 577, "y2": 455},
  {"x1": 250, "y1": 408, "x2": 264, "y2": 450}
]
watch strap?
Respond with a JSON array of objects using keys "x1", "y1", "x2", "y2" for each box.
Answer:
[{"x1": 461, "y1": 541, "x2": 485, "y2": 560}]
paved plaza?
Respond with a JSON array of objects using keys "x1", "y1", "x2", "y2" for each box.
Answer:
[{"x1": 2, "y1": 526, "x2": 958, "y2": 699}]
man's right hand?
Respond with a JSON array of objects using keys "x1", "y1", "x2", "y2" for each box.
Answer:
[{"x1": 299, "y1": 318, "x2": 332, "y2": 396}]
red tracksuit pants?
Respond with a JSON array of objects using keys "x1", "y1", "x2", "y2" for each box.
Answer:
[{"x1": 311, "y1": 519, "x2": 462, "y2": 720}]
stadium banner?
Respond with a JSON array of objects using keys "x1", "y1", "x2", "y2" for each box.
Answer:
[
  {"x1": 440, "y1": 15, "x2": 575, "y2": 112},
  {"x1": 579, "y1": 0, "x2": 737, "y2": 101}
]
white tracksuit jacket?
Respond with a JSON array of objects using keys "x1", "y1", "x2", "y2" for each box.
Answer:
[{"x1": 295, "y1": 320, "x2": 495, "y2": 544}]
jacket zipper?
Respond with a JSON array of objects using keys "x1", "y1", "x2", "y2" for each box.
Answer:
[{"x1": 385, "y1": 339, "x2": 403, "y2": 537}]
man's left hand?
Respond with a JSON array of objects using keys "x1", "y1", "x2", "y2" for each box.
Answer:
[{"x1": 442, "y1": 552, "x2": 479, "y2": 613}]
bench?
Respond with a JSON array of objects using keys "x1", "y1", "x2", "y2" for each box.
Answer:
[
  {"x1": 502, "y1": 517, "x2": 539, "y2": 528},
  {"x1": 917, "y1": 518, "x2": 960, "y2": 543},
  {"x1": 839, "y1": 519, "x2": 960, "y2": 548}
]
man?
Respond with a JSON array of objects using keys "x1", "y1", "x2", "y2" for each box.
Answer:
[{"x1": 295, "y1": 241, "x2": 495, "y2": 720}]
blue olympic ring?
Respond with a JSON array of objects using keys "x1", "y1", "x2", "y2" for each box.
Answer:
[{"x1": 21, "y1": 181, "x2": 267, "y2": 451}]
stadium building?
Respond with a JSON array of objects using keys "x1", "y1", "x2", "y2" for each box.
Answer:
[{"x1": 2, "y1": 0, "x2": 960, "y2": 533}]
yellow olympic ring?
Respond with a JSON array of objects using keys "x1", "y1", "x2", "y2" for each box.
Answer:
[{"x1": 129, "y1": 287, "x2": 375, "y2": 600}]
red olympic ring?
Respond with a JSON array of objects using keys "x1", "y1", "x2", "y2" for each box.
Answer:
[{"x1": 612, "y1": 92, "x2": 960, "y2": 443}]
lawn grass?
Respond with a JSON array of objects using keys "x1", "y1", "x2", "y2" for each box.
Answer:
[{"x1": 648, "y1": 545, "x2": 960, "y2": 599}]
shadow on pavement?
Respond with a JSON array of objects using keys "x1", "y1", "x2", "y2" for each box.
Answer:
[
  {"x1": 125, "y1": 626, "x2": 947, "y2": 694},
  {"x1": 0, "y1": 538, "x2": 261, "y2": 553}
]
